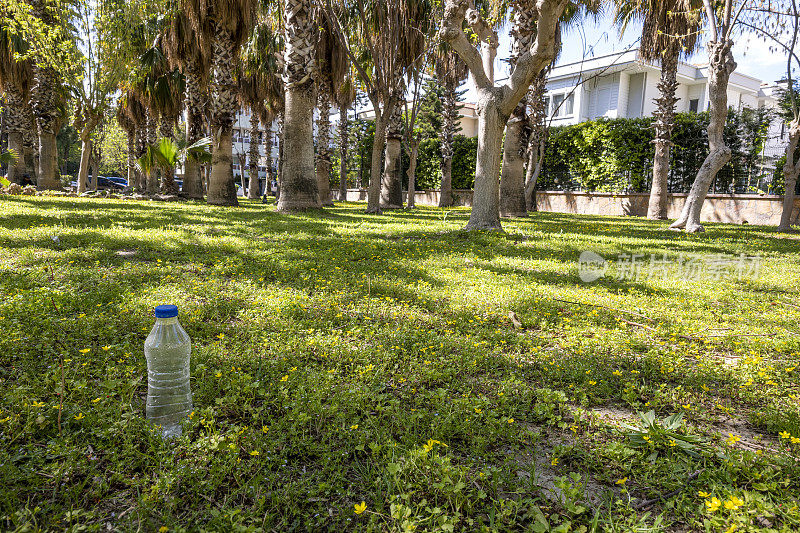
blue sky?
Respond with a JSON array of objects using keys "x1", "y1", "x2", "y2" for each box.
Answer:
[{"x1": 464, "y1": 11, "x2": 791, "y2": 102}]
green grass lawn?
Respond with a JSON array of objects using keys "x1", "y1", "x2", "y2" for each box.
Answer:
[{"x1": 1, "y1": 196, "x2": 799, "y2": 532}]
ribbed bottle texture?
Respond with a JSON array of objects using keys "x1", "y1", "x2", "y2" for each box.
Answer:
[{"x1": 145, "y1": 308, "x2": 192, "y2": 438}]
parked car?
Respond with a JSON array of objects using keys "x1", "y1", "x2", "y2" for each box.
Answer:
[
  {"x1": 70, "y1": 176, "x2": 125, "y2": 191},
  {"x1": 107, "y1": 177, "x2": 128, "y2": 187}
]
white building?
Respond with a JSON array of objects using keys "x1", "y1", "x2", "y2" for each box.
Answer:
[
  {"x1": 231, "y1": 110, "x2": 279, "y2": 189},
  {"x1": 542, "y1": 49, "x2": 777, "y2": 125}
]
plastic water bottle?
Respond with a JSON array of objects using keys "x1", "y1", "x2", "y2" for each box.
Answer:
[{"x1": 145, "y1": 304, "x2": 192, "y2": 438}]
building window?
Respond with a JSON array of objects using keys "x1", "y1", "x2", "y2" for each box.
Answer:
[
  {"x1": 549, "y1": 93, "x2": 574, "y2": 117},
  {"x1": 689, "y1": 99, "x2": 699, "y2": 113}
]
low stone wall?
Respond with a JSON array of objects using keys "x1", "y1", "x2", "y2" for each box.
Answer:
[{"x1": 332, "y1": 189, "x2": 799, "y2": 227}]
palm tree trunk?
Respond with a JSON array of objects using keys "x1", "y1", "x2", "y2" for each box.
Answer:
[
  {"x1": 135, "y1": 125, "x2": 146, "y2": 194},
  {"x1": 7, "y1": 130, "x2": 24, "y2": 184},
  {"x1": 367, "y1": 106, "x2": 388, "y2": 213},
  {"x1": 3, "y1": 87, "x2": 26, "y2": 184},
  {"x1": 778, "y1": 120, "x2": 800, "y2": 232},
  {"x1": 647, "y1": 51, "x2": 679, "y2": 220},
  {"x1": 126, "y1": 129, "x2": 135, "y2": 190},
  {"x1": 316, "y1": 79, "x2": 334, "y2": 206},
  {"x1": 247, "y1": 113, "x2": 261, "y2": 199},
  {"x1": 524, "y1": 72, "x2": 547, "y2": 211},
  {"x1": 500, "y1": 7, "x2": 535, "y2": 218},
  {"x1": 338, "y1": 106, "x2": 349, "y2": 201},
  {"x1": 207, "y1": 28, "x2": 239, "y2": 206},
  {"x1": 524, "y1": 140, "x2": 544, "y2": 211},
  {"x1": 380, "y1": 103, "x2": 404, "y2": 209},
  {"x1": 23, "y1": 112, "x2": 38, "y2": 183},
  {"x1": 406, "y1": 138, "x2": 419, "y2": 208},
  {"x1": 439, "y1": 82, "x2": 458, "y2": 208},
  {"x1": 278, "y1": 0, "x2": 319, "y2": 211},
  {"x1": 263, "y1": 123, "x2": 273, "y2": 197},
  {"x1": 29, "y1": 1, "x2": 61, "y2": 190},
  {"x1": 182, "y1": 61, "x2": 206, "y2": 199},
  {"x1": 145, "y1": 111, "x2": 159, "y2": 195},
  {"x1": 670, "y1": 41, "x2": 736, "y2": 233},
  {"x1": 499, "y1": 102, "x2": 528, "y2": 217},
  {"x1": 276, "y1": 112, "x2": 284, "y2": 200}
]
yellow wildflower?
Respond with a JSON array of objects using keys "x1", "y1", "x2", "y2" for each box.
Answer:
[
  {"x1": 354, "y1": 501, "x2": 367, "y2": 515},
  {"x1": 724, "y1": 496, "x2": 744, "y2": 510},
  {"x1": 705, "y1": 497, "x2": 721, "y2": 512}
]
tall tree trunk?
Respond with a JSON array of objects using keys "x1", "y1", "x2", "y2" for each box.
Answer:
[
  {"x1": 276, "y1": 112, "x2": 284, "y2": 200},
  {"x1": 207, "y1": 28, "x2": 239, "y2": 206},
  {"x1": 23, "y1": 112, "x2": 38, "y2": 183},
  {"x1": 247, "y1": 113, "x2": 261, "y2": 199},
  {"x1": 160, "y1": 119, "x2": 179, "y2": 195},
  {"x1": 467, "y1": 91, "x2": 508, "y2": 231},
  {"x1": 778, "y1": 120, "x2": 800, "y2": 232},
  {"x1": 406, "y1": 138, "x2": 419, "y2": 208},
  {"x1": 182, "y1": 61, "x2": 206, "y2": 199},
  {"x1": 647, "y1": 51, "x2": 679, "y2": 220},
  {"x1": 524, "y1": 72, "x2": 547, "y2": 211},
  {"x1": 263, "y1": 122, "x2": 273, "y2": 198},
  {"x1": 500, "y1": 6, "x2": 536, "y2": 218},
  {"x1": 135, "y1": 125, "x2": 146, "y2": 193},
  {"x1": 125, "y1": 129, "x2": 135, "y2": 190},
  {"x1": 439, "y1": 79, "x2": 458, "y2": 207},
  {"x1": 524, "y1": 140, "x2": 544, "y2": 211},
  {"x1": 145, "y1": 111, "x2": 159, "y2": 195},
  {"x1": 77, "y1": 133, "x2": 92, "y2": 193},
  {"x1": 29, "y1": 1, "x2": 61, "y2": 190},
  {"x1": 367, "y1": 108, "x2": 388, "y2": 213},
  {"x1": 90, "y1": 153, "x2": 99, "y2": 189},
  {"x1": 279, "y1": 85, "x2": 319, "y2": 210},
  {"x1": 3, "y1": 88, "x2": 26, "y2": 184},
  {"x1": 670, "y1": 41, "x2": 736, "y2": 232},
  {"x1": 338, "y1": 105, "x2": 349, "y2": 201},
  {"x1": 7, "y1": 131, "x2": 24, "y2": 184},
  {"x1": 316, "y1": 79, "x2": 334, "y2": 206},
  {"x1": 499, "y1": 102, "x2": 528, "y2": 217},
  {"x1": 279, "y1": 0, "x2": 319, "y2": 211},
  {"x1": 381, "y1": 104, "x2": 403, "y2": 209}
]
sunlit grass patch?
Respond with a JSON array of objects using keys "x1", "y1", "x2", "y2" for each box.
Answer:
[{"x1": 0, "y1": 196, "x2": 798, "y2": 531}]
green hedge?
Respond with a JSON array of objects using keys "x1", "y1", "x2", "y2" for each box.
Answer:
[
  {"x1": 539, "y1": 109, "x2": 774, "y2": 194},
  {"x1": 331, "y1": 110, "x2": 773, "y2": 194}
]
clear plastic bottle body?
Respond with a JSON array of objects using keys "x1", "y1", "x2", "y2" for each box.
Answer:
[{"x1": 145, "y1": 316, "x2": 192, "y2": 438}]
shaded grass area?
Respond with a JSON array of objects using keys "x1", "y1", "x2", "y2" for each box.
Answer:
[{"x1": 0, "y1": 196, "x2": 798, "y2": 532}]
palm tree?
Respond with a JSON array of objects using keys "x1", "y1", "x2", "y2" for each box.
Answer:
[
  {"x1": 115, "y1": 101, "x2": 136, "y2": 189},
  {"x1": 315, "y1": 13, "x2": 349, "y2": 207},
  {"x1": 615, "y1": 0, "x2": 700, "y2": 220},
  {"x1": 0, "y1": 20, "x2": 33, "y2": 185},
  {"x1": 433, "y1": 45, "x2": 468, "y2": 208},
  {"x1": 323, "y1": 0, "x2": 434, "y2": 213},
  {"x1": 184, "y1": 0, "x2": 256, "y2": 206},
  {"x1": 118, "y1": 87, "x2": 148, "y2": 193},
  {"x1": 28, "y1": 0, "x2": 66, "y2": 190},
  {"x1": 278, "y1": 0, "x2": 321, "y2": 211},
  {"x1": 164, "y1": 9, "x2": 211, "y2": 199},
  {"x1": 334, "y1": 75, "x2": 356, "y2": 201},
  {"x1": 499, "y1": 2, "x2": 540, "y2": 218}
]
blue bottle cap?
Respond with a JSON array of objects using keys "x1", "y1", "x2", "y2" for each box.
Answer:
[{"x1": 154, "y1": 304, "x2": 179, "y2": 318}]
